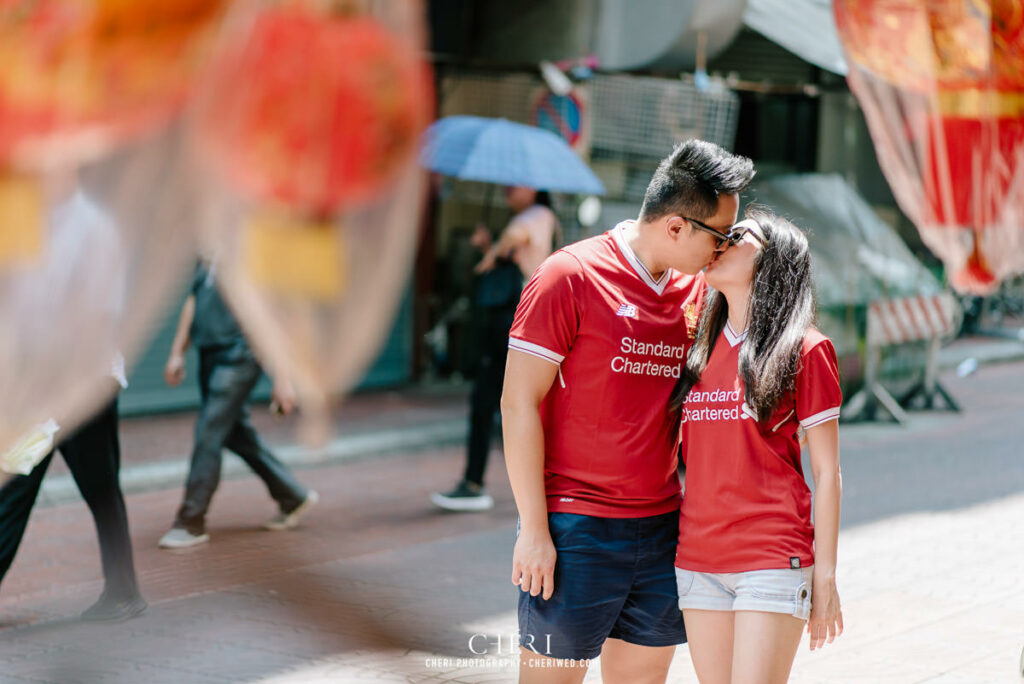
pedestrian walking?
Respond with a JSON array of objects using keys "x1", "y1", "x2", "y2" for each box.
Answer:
[
  {"x1": 671, "y1": 210, "x2": 844, "y2": 683},
  {"x1": 158, "y1": 260, "x2": 317, "y2": 549},
  {"x1": 431, "y1": 186, "x2": 559, "y2": 512},
  {"x1": 0, "y1": 187, "x2": 145, "y2": 621},
  {"x1": 501, "y1": 140, "x2": 754, "y2": 682},
  {"x1": 0, "y1": 389, "x2": 146, "y2": 622}
]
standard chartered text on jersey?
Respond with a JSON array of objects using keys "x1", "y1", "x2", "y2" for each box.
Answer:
[{"x1": 619, "y1": 336, "x2": 685, "y2": 359}]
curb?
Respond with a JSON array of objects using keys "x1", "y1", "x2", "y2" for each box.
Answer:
[
  {"x1": 33, "y1": 337, "x2": 1024, "y2": 508},
  {"x1": 938, "y1": 337, "x2": 1024, "y2": 372},
  {"x1": 36, "y1": 418, "x2": 468, "y2": 508}
]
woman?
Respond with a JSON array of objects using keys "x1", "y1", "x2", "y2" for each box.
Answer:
[
  {"x1": 671, "y1": 209, "x2": 843, "y2": 683},
  {"x1": 431, "y1": 186, "x2": 560, "y2": 512}
]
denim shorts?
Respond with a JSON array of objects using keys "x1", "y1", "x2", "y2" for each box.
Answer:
[
  {"x1": 675, "y1": 566, "x2": 813, "y2": 620},
  {"x1": 518, "y1": 511, "x2": 687, "y2": 660}
]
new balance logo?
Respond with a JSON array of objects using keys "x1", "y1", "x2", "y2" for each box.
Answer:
[{"x1": 616, "y1": 302, "x2": 638, "y2": 318}]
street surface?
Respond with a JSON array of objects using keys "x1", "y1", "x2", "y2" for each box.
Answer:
[{"x1": 0, "y1": 360, "x2": 1022, "y2": 683}]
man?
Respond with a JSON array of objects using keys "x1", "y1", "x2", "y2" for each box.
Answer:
[
  {"x1": 157, "y1": 260, "x2": 317, "y2": 549},
  {"x1": 502, "y1": 140, "x2": 754, "y2": 683}
]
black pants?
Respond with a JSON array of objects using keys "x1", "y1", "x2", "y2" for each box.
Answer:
[
  {"x1": 463, "y1": 307, "x2": 517, "y2": 487},
  {"x1": 173, "y1": 343, "x2": 306, "y2": 534},
  {"x1": 0, "y1": 398, "x2": 139, "y2": 598}
]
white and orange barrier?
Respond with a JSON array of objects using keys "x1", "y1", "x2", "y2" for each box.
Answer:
[
  {"x1": 844, "y1": 293, "x2": 961, "y2": 424},
  {"x1": 866, "y1": 294, "x2": 957, "y2": 347}
]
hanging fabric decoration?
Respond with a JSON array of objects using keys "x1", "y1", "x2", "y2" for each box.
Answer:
[
  {"x1": 0, "y1": 1, "x2": 226, "y2": 451},
  {"x1": 0, "y1": 0, "x2": 226, "y2": 167},
  {"x1": 835, "y1": 0, "x2": 1024, "y2": 293},
  {"x1": 193, "y1": 0, "x2": 433, "y2": 444}
]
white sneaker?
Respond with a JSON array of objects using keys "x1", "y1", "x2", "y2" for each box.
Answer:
[
  {"x1": 264, "y1": 490, "x2": 319, "y2": 531},
  {"x1": 158, "y1": 527, "x2": 209, "y2": 549},
  {"x1": 430, "y1": 480, "x2": 494, "y2": 512}
]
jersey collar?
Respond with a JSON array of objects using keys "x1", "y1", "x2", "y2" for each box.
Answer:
[
  {"x1": 724, "y1": 320, "x2": 748, "y2": 347},
  {"x1": 612, "y1": 221, "x2": 670, "y2": 295}
]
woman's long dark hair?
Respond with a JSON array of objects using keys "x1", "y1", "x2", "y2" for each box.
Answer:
[{"x1": 670, "y1": 208, "x2": 816, "y2": 422}]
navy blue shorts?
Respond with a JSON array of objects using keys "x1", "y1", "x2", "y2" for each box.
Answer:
[{"x1": 517, "y1": 510, "x2": 687, "y2": 660}]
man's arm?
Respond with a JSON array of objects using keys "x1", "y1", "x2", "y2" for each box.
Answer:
[
  {"x1": 164, "y1": 295, "x2": 195, "y2": 387},
  {"x1": 501, "y1": 349, "x2": 559, "y2": 600}
]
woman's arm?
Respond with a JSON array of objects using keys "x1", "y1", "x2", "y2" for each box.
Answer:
[
  {"x1": 475, "y1": 222, "x2": 530, "y2": 274},
  {"x1": 806, "y1": 419, "x2": 843, "y2": 650}
]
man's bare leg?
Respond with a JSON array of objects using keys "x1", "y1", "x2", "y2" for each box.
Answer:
[
  {"x1": 600, "y1": 638, "x2": 676, "y2": 684},
  {"x1": 519, "y1": 647, "x2": 589, "y2": 684}
]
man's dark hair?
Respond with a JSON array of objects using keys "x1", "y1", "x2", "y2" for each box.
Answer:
[{"x1": 639, "y1": 139, "x2": 755, "y2": 221}]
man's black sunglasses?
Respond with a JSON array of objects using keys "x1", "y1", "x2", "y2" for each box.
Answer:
[{"x1": 682, "y1": 216, "x2": 731, "y2": 246}]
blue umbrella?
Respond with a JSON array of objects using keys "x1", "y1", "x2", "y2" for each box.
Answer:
[{"x1": 420, "y1": 115, "x2": 606, "y2": 195}]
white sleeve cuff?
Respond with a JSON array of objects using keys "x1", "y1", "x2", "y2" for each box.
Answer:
[
  {"x1": 800, "y1": 406, "x2": 841, "y2": 429},
  {"x1": 508, "y1": 337, "x2": 564, "y2": 366}
]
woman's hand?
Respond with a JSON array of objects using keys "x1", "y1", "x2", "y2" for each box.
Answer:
[
  {"x1": 474, "y1": 250, "x2": 498, "y2": 274},
  {"x1": 807, "y1": 572, "x2": 843, "y2": 650},
  {"x1": 511, "y1": 528, "x2": 556, "y2": 600}
]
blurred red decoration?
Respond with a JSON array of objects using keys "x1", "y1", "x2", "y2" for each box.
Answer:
[
  {"x1": 835, "y1": 0, "x2": 1024, "y2": 293},
  {"x1": 198, "y1": 5, "x2": 433, "y2": 215},
  {"x1": 0, "y1": 0, "x2": 227, "y2": 169}
]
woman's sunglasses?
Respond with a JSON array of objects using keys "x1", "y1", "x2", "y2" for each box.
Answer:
[{"x1": 726, "y1": 219, "x2": 766, "y2": 247}]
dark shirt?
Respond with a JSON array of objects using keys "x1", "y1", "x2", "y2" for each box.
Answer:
[{"x1": 189, "y1": 262, "x2": 246, "y2": 349}]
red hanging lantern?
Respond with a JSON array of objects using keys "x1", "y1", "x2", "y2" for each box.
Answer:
[
  {"x1": 191, "y1": 1, "x2": 433, "y2": 445},
  {"x1": 197, "y1": 4, "x2": 433, "y2": 215},
  {"x1": 0, "y1": 0, "x2": 227, "y2": 169},
  {"x1": 835, "y1": 0, "x2": 1024, "y2": 293},
  {"x1": 0, "y1": 1, "x2": 229, "y2": 445}
]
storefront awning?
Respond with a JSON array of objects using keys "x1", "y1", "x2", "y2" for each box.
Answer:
[{"x1": 743, "y1": 0, "x2": 848, "y2": 75}]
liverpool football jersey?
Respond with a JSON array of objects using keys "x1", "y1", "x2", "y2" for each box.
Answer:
[
  {"x1": 508, "y1": 221, "x2": 706, "y2": 518},
  {"x1": 675, "y1": 323, "x2": 842, "y2": 572}
]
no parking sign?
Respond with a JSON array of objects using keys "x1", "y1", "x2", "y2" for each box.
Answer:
[{"x1": 531, "y1": 87, "x2": 590, "y2": 153}]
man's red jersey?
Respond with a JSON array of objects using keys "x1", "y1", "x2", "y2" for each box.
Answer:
[
  {"x1": 508, "y1": 222, "x2": 706, "y2": 518},
  {"x1": 675, "y1": 323, "x2": 842, "y2": 572}
]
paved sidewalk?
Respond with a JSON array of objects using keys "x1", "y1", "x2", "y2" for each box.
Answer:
[
  {"x1": 0, "y1": 445, "x2": 521, "y2": 683},
  {"x1": 2, "y1": 431, "x2": 1022, "y2": 683},
  {"x1": 253, "y1": 492, "x2": 1024, "y2": 684}
]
